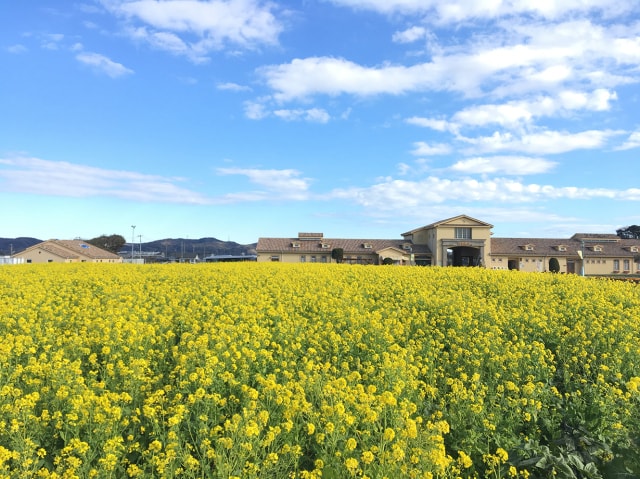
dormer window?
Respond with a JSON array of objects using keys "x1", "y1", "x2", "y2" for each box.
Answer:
[
  {"x1": 629, "y1": 246, "x2": 638, "y2": 253},
  {"x1": 402, "y1": 243, "x2": 412, "y2": 251},
  {"x1": 556, "y1": 245, "x2": 567, "y2": 252},
  {"x1": 292, "y1": 242, "x2": 300, "y2": 248},
  {"x1": 363, "y1": 243, "x2": 372, "y2": 249},
  {"x1": 321, "y1": 243, "x2": 331, "y2": 249},
  {"x1": 590, "y1": 245, "x2": 603, "y2": 252},
  {"x1": 521, "y1": 244, "x2": 534, "y2": 251}
]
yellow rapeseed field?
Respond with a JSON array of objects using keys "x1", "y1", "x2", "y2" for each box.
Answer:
[{"x1": 0, "y1": 263, "x2": 638, "y2": 478}]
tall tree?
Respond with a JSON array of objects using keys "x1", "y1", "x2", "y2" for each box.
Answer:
[
  {"x1": 616, "y1": 225, "x2": 640, "y2": 239},
  {"x1": 87, "y1": 234, "x2": 126, "y2": 254},
  {"x1": 331, "y1": 248, "x2": 344, "y2": 264}
]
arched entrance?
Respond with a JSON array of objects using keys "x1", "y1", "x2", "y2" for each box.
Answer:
[
  {"x1": 441, "y1": 239, "x2": 487, "y2": 267},
  {"x1": 449, "y1": 246, "x2": 482, "y2": 266}
]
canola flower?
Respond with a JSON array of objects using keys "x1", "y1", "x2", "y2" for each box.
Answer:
[{"x1": 0, "y1": 263, "x2": 639, "y2": 478}]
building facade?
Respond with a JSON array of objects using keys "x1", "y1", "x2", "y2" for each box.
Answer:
[
  {"x1": 14, "y1": 240, "x2": 123, "y2": 264},
  {"x1": 256, "y1": 215, "x2": 640, "y2": 275}
]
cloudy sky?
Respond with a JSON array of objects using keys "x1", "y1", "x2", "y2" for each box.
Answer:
[{"x1": 2, "y1": 0, "x2": 640, "y2": 245}]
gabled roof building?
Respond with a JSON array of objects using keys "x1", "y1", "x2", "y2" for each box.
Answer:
[
  {"x1": 256, "y1": 215, "x2": 640, "y2": 275},
  {"x1": 13, "y1": 239, "x2": 123, "y2": 264}
]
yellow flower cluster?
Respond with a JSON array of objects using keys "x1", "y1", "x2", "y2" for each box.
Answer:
[{"x1": 0, "y1": 263, "x2": 639, "y2": 478}]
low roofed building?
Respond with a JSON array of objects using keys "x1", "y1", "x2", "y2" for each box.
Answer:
[
  {"x1": 257, "y1": 214, "x2": 640, "y2": 275},
  {"x1": 257, "y1": 235, "x2": 431, "y2": 265},
  {"x1": 13, "y1": 239, "x2": 123, "y2": 264}
]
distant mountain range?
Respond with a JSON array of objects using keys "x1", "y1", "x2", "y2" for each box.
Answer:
[
  {"x1": 0, "y1": 237, "x2": 257, "y2": 259},
  {"x1": 0, "y1": 237, "x2": 41, "y2": 256}
]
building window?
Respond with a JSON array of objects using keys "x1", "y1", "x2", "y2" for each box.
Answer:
[
  {"x1": 311, "y1": 256, "x2": 317, "y2": 263},
  {"x1": 300, "y1": 255, "x2": 306, "y2": 263},
  {"x1": 624, "y1": 259, "x2": 630, "y2": 271},
  {"x1": 321, "y1": 256, "x2": 327, "y2": 263},
  {"x1": 613, "y1": 259, "x2": 620, "y2": 271},
  {"x1": 455, "y1": 227, "x2": 472, "y2": 239},
  {"x1": 270, "y1": 255, "x2": 280, "y2": 262}
]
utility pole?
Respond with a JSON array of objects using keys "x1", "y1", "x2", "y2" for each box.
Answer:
[{"x1": 131, "y1": 225, "x2": 136, "y2": 260}]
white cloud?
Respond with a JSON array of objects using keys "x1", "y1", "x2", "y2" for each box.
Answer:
[
  {"x1": 405, "y1": 88, "x2": 618, "y2": 139},
  {"x1": 102, "y1": 0, "x2": 283, "y2": 61},
  {"x1": 449, "y1": 157, "x2": 557, "y2": 175},
  {"x1": 76, "y1": 52, "x2": 134, "y2": 77},
  {"x1": 141, "y1": 29, "x2": 191, "y2": 55},
  {"x1": 450, "y1": 89, "x2": 617, "y2": 129},
  {"x1": 405, "y1": 116, "x2": 456, "y2": 133},
  {"x1": 453, "y1": 102, "x2": 533, "y2": 129},
  {"x1": 459, "y1": 129, "x2": 622, "y2": 155},
  {"x1": 304, "y1": 108, "x2": 331, "y2": 123},
  {"x1": 217, "y1": 82, "x2": 251, "y2": 92},
  {"x1": 40, "y1": 33, "x2": 64, "y2": 50},
  {"x1": 327, "y1": 0, "x2": 635, "y2": 23},
  {"x1": 244, "y1": 98, "x2": 331, "y2": 122},
  {"x1": 216, "y1": 167, "x2": 311, "y2": 200},
  {"x1": 7, "y1": 44, "x2": 28, "y2": 54},
  {"x1": 0, "y1": 157, "x2": 209, "y2": 204},
  {"x1": 410, "y1": 141, "x2": 452, "y2": 156},
  {"x1": 257, "y1": 18, "x2": 639, "y2": 103},
  {"x1": 616, "y1": 131, "x2": 640, "y2": 151},
  {"x1": 243, "y1": 100, "x2": 269, "y2": 120},
  {"x1": 392, "y1": 26, "x2": 427, "y2": 44},
  {"x1": 259, "y1": 57, "x2": 437, "y2": 101},
  {"x1": 329, "y1": 175, "x2": 640, "y2": 212},
  {"x1": 274, "y1": 108, "x2": 331, "y2": 123}
]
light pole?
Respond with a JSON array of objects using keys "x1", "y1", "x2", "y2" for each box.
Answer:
[
  {"x1": 580, "y1": 240, "x2": 585, "y2": 276},
  {"x1": 138, "y1": 235, "x2": 143, "y2": 258},
  {"x1": 131, "y1": 225, "x2": 136, "y2": 260}
]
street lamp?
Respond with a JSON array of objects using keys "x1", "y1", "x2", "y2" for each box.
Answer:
[
  {"x1": 131, "y1": 225, "x2": 136, "y2": 260},
  {"x1": 138, "y1": 234, "x2": 143, "y2": 258}
]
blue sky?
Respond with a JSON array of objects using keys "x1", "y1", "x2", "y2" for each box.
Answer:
[{"x1": 1, "y1": 0, "x2": 640, "y2": 245}]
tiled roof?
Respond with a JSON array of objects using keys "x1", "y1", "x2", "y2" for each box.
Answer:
[
  {"x1": 36, "y1": 242, "x2": 78, "y2": 259},
  {"x1": 52, "y1": 240, "x2": 121, "y2": 259},
  {"x1": 490, "y1": 237, "x2": 640, "y2": 257},
  {"x1": 21, "y1": 240, "x2": 121, "y2": 259},
  {"x1": 571, "y1": 233, "x2": 620, "y2": 241},
  {"x1": 402, "y1": 214, "x2": 493, "y2": 235},
  {"x1": 257, "y1": 237, "x2": 431, "y2": 255}
]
